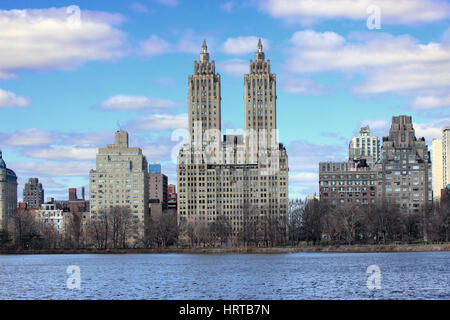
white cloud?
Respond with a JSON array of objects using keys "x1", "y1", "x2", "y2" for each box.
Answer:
[
  {"x1": 288, "y1": 140, "x2": 346, "y2": 171},
  {"x1": 279, "y1": 77, "x2": 324, "y2": 94},
  {"x1": 414, "y1": 118, "x2": 450, "y2": 141},
  {"x1": 98, "y1": 94, "x2": 178, "y2": 110},
  {"x1": 354, "y1": 62, "x2": 450, "y2": 94},
  {"x1": 61, "y1": 131, "x2": 113, "y2": 147},
  {"x1": 0, "y1": 88, "x2": 30, "y2": 107},
  {"x1": 130, "y1": 2, "x2": 149, "y2": 13},
  {"x1": 0, "y1": 8, "x2": 126, "y2": 77},
  {"x1": 130, "y1": 114, "x2": 188, "y2": 131},
  {"x1": 217, "y1": 59, "x2": 249, "y2": 77},
  {"x1": 11, "y1": 160, "x2": 94, "y2": 177},
  {"x1": 222, "y1": 36, "x2": 269, "y2": 55},
  {"x1": 359, "y1": 119, "x2": 390, "y2": 131},
  {"x1": 24, "y1": 146, "x2": 97, "y2": 160},
  {"x1": 290, "y1": 30, "x2": 344, "y2": 48},
  {"x1": 409, "y1": 94, "x2": 450, "y2": 109},
  {"x1": 0, "y1": 129, "x2": 56, "y2": 147},
  {"x1": 154, "y1": 0, "x2": 178, "y2": 6},
  {"x1": 138, "y1": 35, "x2": 172, "y2": 57},
  {"x1": 257, "y1": 0, "x2": 450, "y2": 24},
  {"x1": 285, "y1": 30, "x2": 450, "y2": 100},
  {"x1": 138, "y1": 31, "x2": 212, "y2": 57},
  {"x1": 287, "y1": 30, "x2": 450, "y2": 75},
  {"x1": 290, "y1": 172, "x2": 319, "y2": 185}
]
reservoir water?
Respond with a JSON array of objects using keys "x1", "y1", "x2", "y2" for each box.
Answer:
[{"x1": 0, "y1": 252, "x2": 448, "y2": 299}]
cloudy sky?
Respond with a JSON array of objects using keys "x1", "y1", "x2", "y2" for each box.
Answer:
[{"x1": 0, "y1": 0, "x2": 449, "y2": 200}]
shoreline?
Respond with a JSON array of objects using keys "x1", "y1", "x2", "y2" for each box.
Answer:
[{"x1": 1, "y1": 244, "x2": 449, "y2": 255}]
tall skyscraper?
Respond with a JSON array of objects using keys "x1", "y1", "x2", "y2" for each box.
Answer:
[
  {"x1": 348, "y1": 126, "x2": 380, "y2": 164},
  {"x1": 432, "y1": 138, "x2": 443, "y2": 201},
  {"x1": 443, "y1": 128, "x2": 450, "y2": 187},
  {"x1": 376, "y1": 116, "x2": 432, "y2": 213},
  {"x1": 244, "y1": 39, "x2": 277, "y2": 149},
  {"x1": 177, "y1": 41, "x2": 289, "y2": 240},
  {"x1": 0, "y1": 150, "x2": 18, "y2": 230},
  {"x1": 23, "y1": 178, "x2": 44, "y2": 209},
  {"x1": 89, "y1": 130, "x2": 149, "y2": 240},
  {"x1": 188, "y1": 40, "x2": 221, "y2": 142}
]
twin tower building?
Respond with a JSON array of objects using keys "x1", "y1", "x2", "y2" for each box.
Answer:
[
  {"x1": 177, "y1": 40, "x2": 289, "y2": 237},
  {"x1": 89, "y1": 40, "x2": 289, "y2": 242}
]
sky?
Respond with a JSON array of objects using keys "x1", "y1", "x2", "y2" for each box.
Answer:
[{"x1": 0, "y1": 0, "x2": 449, "y2": 201}]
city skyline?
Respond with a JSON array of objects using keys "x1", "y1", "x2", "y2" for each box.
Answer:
[{"x1": 1, "y1": 0, "x2": 449, "y2": 200}]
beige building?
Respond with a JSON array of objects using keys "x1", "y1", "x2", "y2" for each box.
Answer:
[
  {"x1": 0, "y1": 150, "x2": 18, "y2": 230},
  {"x1": 432, "y1": 138, "x2": 443, "y2": 201},
  {"x1": 376, "y1": 116, "x2": 432, "y2": 214},
  {"x1": 89, "y1": 130, "x2": 149, "y2": 241},
  {"x1": 177, "y1": 40, "x2": 289, "y2": 239},
  {"x1": 349, "y1": 126, "x2": 380, "y2": 164},
  {"x1": 443, "y1": 128, "x2": 450, "y2": 187},
  {"x1": 188, "y1": 40, "x2": 221, "y2": 141}
]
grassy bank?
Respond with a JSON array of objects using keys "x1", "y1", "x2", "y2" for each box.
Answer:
[{"x1": 0, "y1": 244, "x2": 449, "y2": 255}]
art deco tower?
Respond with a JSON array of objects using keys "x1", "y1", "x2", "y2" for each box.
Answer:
[
  {"x1": 376, "y1": 116, "x2": 432, "y2": 213},
  {"x1": 188, "y1": 40, "x2": 221, "y2": 144},
  {"x1": 244, "y1": 39, "x2": 277, "y2": 149}
]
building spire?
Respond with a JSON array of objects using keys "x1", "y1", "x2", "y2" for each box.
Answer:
[
  {"x1": 257, "y1": 38, "x2": 263, "y2": 52},
  {"x1": 255, "y1": 38, "x2": 265, "y2": 62},
  {"x1": 200, "y1": 40, "x2": 209, "y2": 63},
  {"x1": 201, "y1": 39, "x2": 207, "y2": 53}
]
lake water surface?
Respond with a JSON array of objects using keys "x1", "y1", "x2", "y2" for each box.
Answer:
[{"x1": 0, "y1": 252, "x2": 449, "y2": 299}]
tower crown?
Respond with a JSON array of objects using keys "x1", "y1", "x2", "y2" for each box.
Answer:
[
  {"x1": 200, "y1": 40, "x2": 209, "y2": 63},
  {"x1": 114, "y1": 130, "x2": 129, "y2": 148},
  {"x1": 255, "y1": 38, "x2": 265, "y2": 62}
]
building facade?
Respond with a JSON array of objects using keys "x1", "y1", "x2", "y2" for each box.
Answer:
[
  {"x1": 0, "y1": 150, "x2": 18, "y2": 230},
  {"x1": 35, "y1": 201, "x2": 65, "y2": 234},
  {"x1": 149, "y1": 170, "x2": 168, "y2": 209},
  {"x1": 432, "y1": 138, "x2": 443, "y2": 201},
  {"x1": 168, "y1": 184, "x2": 177, "y2": 210},
  {"x1": 319, "y1": 161, "x2": 378, "y2": 206},
  {"x1": 376, "y1": 116, "x2": 432, "y2": 214},
  {"x1": 348, "y1": 126, "x2": 380, "y2": 164},
  {"x1": 443, "y1": 128, "x2": 450, "y2": 187},
  {"x1": 23, "y1": 178, "x2": 44, "y2": 209},
  {"x1": 67, "y1": 187, "x2": 88, "y2": 213},
  {"x1": 177, "y1": 41, "x2": 289, "y2": 239},
  {"x1": 89, "y1": 130, "x2": 149, "y2": 240}
]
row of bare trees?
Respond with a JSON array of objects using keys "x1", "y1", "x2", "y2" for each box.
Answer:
[
  {"x1": 1, "y1": 199, "x2": 448, "y2": 250},
  {"x1": 287, "y1": 199, "x2": 449, "y2": 245},
  {"x1": 0, "y1": 206, "x2": 142, "y2": 250}
]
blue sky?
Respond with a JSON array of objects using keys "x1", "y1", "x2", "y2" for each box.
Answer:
[{"x1": 0, "y1": 0, "x2": 449, "y2": 200}]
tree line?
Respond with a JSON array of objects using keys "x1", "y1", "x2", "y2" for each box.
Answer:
[{"x1": 0, "y1": 199, "x2": 447, "y2": 250}]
